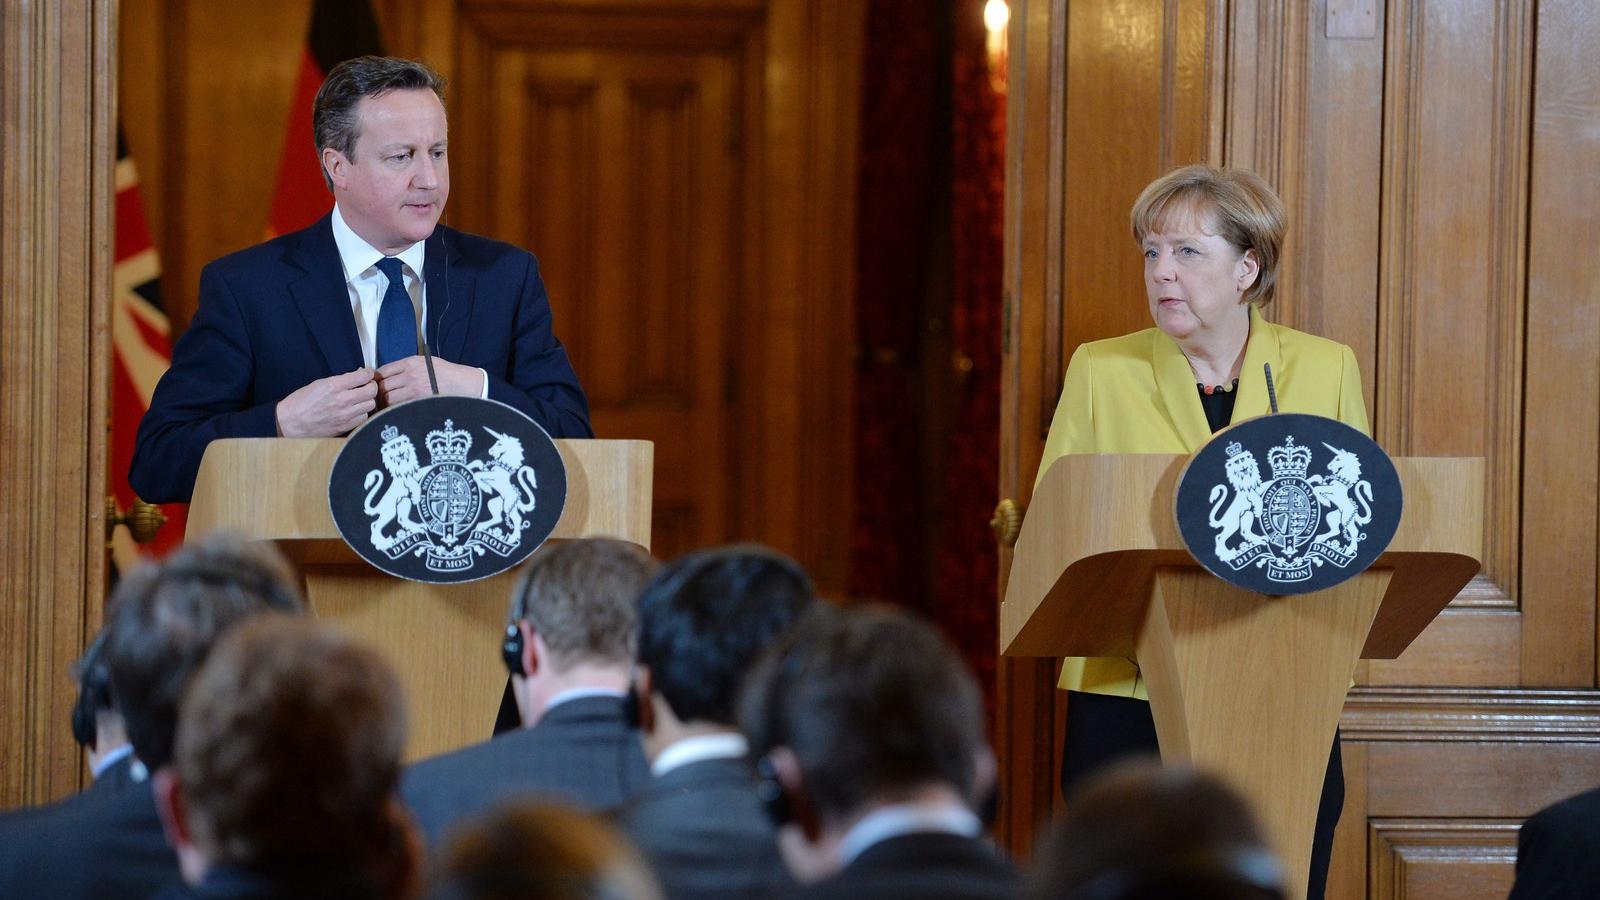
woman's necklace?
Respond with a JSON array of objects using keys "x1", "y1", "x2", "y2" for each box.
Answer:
[{"x1": 1198, "y1": 378, "x2": 1239, "y2": 396}]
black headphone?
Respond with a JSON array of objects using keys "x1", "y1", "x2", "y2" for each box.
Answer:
[
  {"x1": 71, "y1": 630, "x2": 113, "y2": 750},
  {"x1": 501, "y1": 622, "x2": 526, "y2": 677},
  {"x1": 754, "y1": 755, "x2": 793, "y2": 826}
]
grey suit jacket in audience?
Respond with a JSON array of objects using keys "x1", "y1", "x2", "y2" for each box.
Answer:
[
  {"x1": 620, "y1": 755, "x2": 792, "y2": 900},
  {"x1": 784, "y1": 832, "x2": 1020, "y2": 900},
  {"x1": 401, "y1": 695, "x2": 650, "y2": 847}
]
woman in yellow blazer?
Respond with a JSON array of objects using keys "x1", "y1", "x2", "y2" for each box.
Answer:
[{"x1": 1038, "y1": 165, "x2": 1367, "y2": 900}]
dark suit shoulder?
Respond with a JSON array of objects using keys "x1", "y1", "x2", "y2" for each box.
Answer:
[
  {"x1": 787, "y1": 833, "x2": 1019, "y2": 900},
  {"x1": 401, "y1": 697, "x2": 648, "y2": 847},
  {"x1": 0, "y1": 781, "x2": 181, "y2": 900},
  {"x1": 1510, "y1": 785, "x2": 1600, "y2": 900},
  {"x1": 203, "y1": 220, "x2": 326, "y2": 280},
  {"x1": 620, "y1": 757, "x2": 791, "y2": 900},
  {"x1": 432, "y1": 224, "x2": 541, "y2": 275}
]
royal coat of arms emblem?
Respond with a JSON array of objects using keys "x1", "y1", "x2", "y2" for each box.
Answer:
[
  {"x1": 330, "y1": 397, "x2": 567, "y2": 584},
  {"x1": 1175, "y1": 413, "x2": 1402, "y2": 595}
]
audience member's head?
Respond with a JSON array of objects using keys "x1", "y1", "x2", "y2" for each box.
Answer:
[
  {"x1": 104, "y1": 533, "x2": 304, "y2": 772},
  {"x1": 1029, "y1": 762, "x2": 1286, "y2": 900},
  {"x1": 504, "y1": 538, "x2": 658, "y2": 727},
  {"x1": 739, "y1": 604, "x2": 994, "y2": 881},
  {"x1": 158, "y1": 617, "x2": 420, "y2": 899},
  {"x1": 634, "y1": 545, "x2": 814, "y2": 757},
  {"x1": 70, "y1": 625, "x2": 129, "y2": 776},
  {"x1": 424, "y1": 804, "x2": 663, "y2": 900}
]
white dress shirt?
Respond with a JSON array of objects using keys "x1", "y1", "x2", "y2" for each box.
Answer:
[
  {"x1": 650, "y1": 732, "x2": 749, "y2": 777},
  {"x1": 330, "y1": 205, "x2": 487, "y2": 395},
  {"x1": 837, "y1": 801, "x2": 983, "y2": 866}
]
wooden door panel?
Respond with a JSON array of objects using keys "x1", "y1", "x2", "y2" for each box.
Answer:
[{"x1": 457, "y1": 36, "x2": 739, "y2": 556}]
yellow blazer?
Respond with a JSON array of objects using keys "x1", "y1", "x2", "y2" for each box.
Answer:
[{"x1": 1036, "y1": 305, "x2": 1370, "y2": 699}]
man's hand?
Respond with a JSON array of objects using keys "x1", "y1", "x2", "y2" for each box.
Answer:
[
  {"x1": 275, "y1": 368, "x2": 378, "y2": 437},
  {"x1": 376, "y1": 356, "x2": 486, "y2": 406}
]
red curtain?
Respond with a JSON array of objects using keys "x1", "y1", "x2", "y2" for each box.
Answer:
[{"x1": 852, "y1": 0, "x2": 1004, "y2": 705}]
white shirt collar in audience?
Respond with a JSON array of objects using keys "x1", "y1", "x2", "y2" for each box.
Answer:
[
  {"x1": 331, "y1": 204, "x2": 426, "y2": 285},
  {"x1": 651, "y1": 732, "x2": 749, "y2": 777},
  {"x1": 838, "y1": 802, "x2": 982, "y2": 866},
  {"x1": 89, "y1": 743, "x2": 134, "y2": 781},
  {"x1": 543, "y1": 686, "x2": 627, "y2": 715}
]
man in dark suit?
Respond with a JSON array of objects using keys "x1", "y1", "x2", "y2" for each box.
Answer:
[
  {"x1": 401, "y1": 538, "x2": 656, "y2": 846},
  {"x1": 741, "y1": 606, "x2": 1020, "y2": 900},
  {"x1": 0, "y1": 535, "x2": 305, "y2": 900},
  {"x1": 1508, "y1": 785, "x2": 1600, "y2": 899},
  {"x1": 620, "y1": 546, "x2": 814, "y2": 899},
  {"x1": 130, "y1": 55, "x2": 590, "y2": 505}
]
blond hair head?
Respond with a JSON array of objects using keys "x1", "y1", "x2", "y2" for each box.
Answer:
[{"x1": 1130, "y1": 165, "x2": 1285, "y2": 306}]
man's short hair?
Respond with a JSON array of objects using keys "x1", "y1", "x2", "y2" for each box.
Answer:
[
  {"x1": 175, "y1": 617, "x2": 411, "y2": 886},
  {"x1": 1028, "y1": 762, "x2": 1286, "y2": 900},
  {"x1": 637, "y1": 545, "x2": 814, "y2": 724},
  {"x1": 312, "y1": 55, "x2": 446, "y2": 184},
  {"x1": 104, "y1": 534, "x2": 304, "y2": 770},
  {"x1": 740, "y1": 605, "x2": 986, "y2": 821},
  {"x1": 507, "y1": 538, "x2": 658, "y2": 670}
]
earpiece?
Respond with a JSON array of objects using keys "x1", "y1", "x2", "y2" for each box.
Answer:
[
  {"x1": 501, "y1": 622, "x2": 526, "y2": 677},
  {"x1": 754, "y1": 755, "x2": 793, "y2": 827}
]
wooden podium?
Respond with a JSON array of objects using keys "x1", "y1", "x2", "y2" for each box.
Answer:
[
  {"x1": 1002, "y1": 454, "x2": 1482, "y2": 900},
  {"x1": 186, "y1": 438, "x2": 653, "y2": 762}
]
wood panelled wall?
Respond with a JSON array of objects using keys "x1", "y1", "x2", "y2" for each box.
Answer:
[
  {"x1": 0, "y1": 0, "x2": 115, "y2": 807},
  {"x1": 998, "y1": 0, "x2": 1600, "y2": 896},
  {"x1": 119, "y1": 0, "x2": 863, "y2": 589}
]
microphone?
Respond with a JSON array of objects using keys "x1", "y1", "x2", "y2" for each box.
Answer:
[
  {"x1": 419, "y1": 332, "x2": 441, "y2": 395},
  {"x1": 1264, "y1": 363, "x2": 1280, "y2": 414},
  {"x1": 419, "y1": 227, "x2": 449, "y2": 397}
]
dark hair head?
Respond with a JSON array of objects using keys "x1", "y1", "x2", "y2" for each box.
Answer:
[
  {"x1": 508, "y1": 538, "x2": 658, "y2": 670},
  {"x1": 104, "y1": 533, "x2": 304, "y2": 770},
  {"x1": 1028, "y1": 762, "x2": 1287, "y2": 900},
  {"x1": 425, "y1": 803, "x2": 663, "y2": 900},
  {"x1": 739, "y1": 605, "x2": 986, "y2": 821},
  {"x1": 70, "y1": 627, "x2": 115, "y2": 749},
  {"x1": 312, "y1": 55, "x2": 445, "y2": 186},
  {"x1": 636, "y1": 545, "x2": 814, "y2": 725},
  {"x1": 175, "y1": 617, "x2": 413, "y2": 892}
]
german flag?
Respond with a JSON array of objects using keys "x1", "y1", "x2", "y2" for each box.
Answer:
[{"x1": 265, "y1": 0, "x2": 386, "y2": 237}]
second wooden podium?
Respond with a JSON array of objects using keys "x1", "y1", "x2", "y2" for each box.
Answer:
[
  {"x1": 1002, "y1": 453, "x2": 1481, "y2": 900},
  {"x1": 186, "y1": 437, "x2": 652, "y2": 762}
]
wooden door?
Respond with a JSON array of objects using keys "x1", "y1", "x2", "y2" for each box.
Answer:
[
  {"x1": 999, "y1": 1, "x2": 1600, "y2": 896},
  {"x1": 457, "y1": 43, "x2": 741, "y2": 559}
]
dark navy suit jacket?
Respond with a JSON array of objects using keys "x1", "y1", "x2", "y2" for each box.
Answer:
[{"x1": 130, "y1": 215, "x2": 592, "y2": 503}]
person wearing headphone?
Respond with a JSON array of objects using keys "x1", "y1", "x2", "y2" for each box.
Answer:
[
  {"x1": 740, "y1": 605, "x2": 1018, "y2": 900},
  {"x1": 620, "y1": 546, "x2": 814, "y2": 900},
  {"x1": 401, "y1": 538, "x2": 657, "y2": 847},
  {"x1": 72, "y1": 627, "x2": 138, "y2": 791}
]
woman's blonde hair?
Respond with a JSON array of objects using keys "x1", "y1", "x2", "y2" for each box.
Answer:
[{"x1": 1130, "y1": 165, "x2": 1285, "y2": 306}]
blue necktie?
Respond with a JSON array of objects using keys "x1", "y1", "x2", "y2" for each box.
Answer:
[{"x1": 373, "y1": 257, "x2": 415, "y2": 367}]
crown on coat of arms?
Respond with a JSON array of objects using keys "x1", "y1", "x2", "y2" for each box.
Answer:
[
  {"x1": 1267, "y1": 436, "x2": 1312, "y2": 480},
  {"x1": 426, "y1": 419, "x2": 472, "y2": 465},
  {"x1": 1225, "y1": 441, "x2": 1246, "y2": 459}
]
